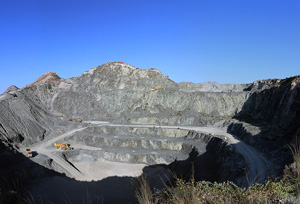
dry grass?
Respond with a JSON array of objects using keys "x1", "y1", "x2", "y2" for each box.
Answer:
[
  {"x1": 136, "y1": 142, "x2": 300, "y2": 204},
  {"x1": 136, "y1": 177, "x2": 155, "y2": 204}
]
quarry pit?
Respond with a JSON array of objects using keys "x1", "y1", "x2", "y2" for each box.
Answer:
[{"x1": 1, "y1": 62, "x2": 299, "y2": 203}]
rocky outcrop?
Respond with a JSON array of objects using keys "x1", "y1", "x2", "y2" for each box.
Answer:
[
  {"x1": 2, "y1": 85, "x2": 19, "y2": 95},
  {"x1": 244, "y1": 78, "x2": 282, "y2": 91},
  {"x1": 25, "y1": 72, "x2": 61, "y2": 88}
]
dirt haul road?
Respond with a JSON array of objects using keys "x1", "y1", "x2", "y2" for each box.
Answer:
[
  {"x1": 31, "y1": 127, "x2": 87, "y2": 180},
  {"x1": 179, "y1": 126, "x2": 268, "y2": 184},
  {"x1": 29, "y1": 121, "x2": 268, "y2": 184}
]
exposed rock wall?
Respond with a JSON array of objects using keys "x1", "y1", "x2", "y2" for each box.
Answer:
[
  {"x1": 0, "y1": 91, "x2": 54, "y2": 145},
  {"x1": 236, "y1": 77, "x2": 300, "y2": 126},
  {"x1": 230, "y1": 77, "x2": 300, "y2": 148},
  {"x1": 23, "y1": 62, "x2": 251, "y2": 124},
  {"x1": 226, "y1": 77, "x2": 300, "y2": 176}
]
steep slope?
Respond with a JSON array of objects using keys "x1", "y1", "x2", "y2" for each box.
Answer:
[
  {"x1": 228, "y1": 76, "x2": 300, "y2": 175},
  {"x1": 0, "y1": 90, "x2": 54, "y2": 146}
]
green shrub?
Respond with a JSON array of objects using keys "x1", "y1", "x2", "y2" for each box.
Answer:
[{"x1": 47, "y1": 83, "x2": 52, "y2": 90}]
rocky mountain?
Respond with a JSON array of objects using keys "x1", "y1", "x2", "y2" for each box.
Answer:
[
  {"x1": 21, "y1": 62, "x2": 251, "y2": 124},
  {"x1": 0, "y1": 62, "x2": 299, "y2": 203}
]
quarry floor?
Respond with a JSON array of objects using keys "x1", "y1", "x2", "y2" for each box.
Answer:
[
  {"x1": 20, "y1": 121, "x2": 270, "y2": 203},
  {"x1": 23, "y1": 121, "x2": 269, "y2": 183}
]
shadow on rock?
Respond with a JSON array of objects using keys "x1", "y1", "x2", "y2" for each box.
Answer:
[{"x1": 229, "y1": 80, "x2": 300, "y2": 178}]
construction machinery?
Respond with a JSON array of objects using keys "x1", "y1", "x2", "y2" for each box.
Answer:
[
  {"x1": 77, "y1": 118, "x2": 82, "y2": 123},
  {"x1": 59, "y1": 143, "x2": 73, "y2": 150},
  {"x1": 54, "y1": 142, "x2": 66, "y2": 147},
  {"x1": 166, "y1": 76, "x2": 175, "y2": 83},
  {"x1": 26, "y1": 149, "x2": 33, "y2": 158},
  {"x1": 54, "y1": 142, "x2": 73, "y2": 150},
  {"x1": 149, "y1": 86, "x2": 165, "y2": 91}
]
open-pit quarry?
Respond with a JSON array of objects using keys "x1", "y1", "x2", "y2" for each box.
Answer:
[{"x1": 1, "y1": 62, "x2": 300, "y2": 203}]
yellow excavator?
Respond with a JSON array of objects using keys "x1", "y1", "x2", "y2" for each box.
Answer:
[
  {"x1": 54, "y1": 142, "x2": 66, "y2": 147},
  {"x1": 149, "y1": 86, "x2": 165, "y2": 91},
  {"x1": 59, "y1": 144, "x2": 72, "y2": 150},
  {"x1": 54, "y1": 142, "x2": 73, "y2": 150}
]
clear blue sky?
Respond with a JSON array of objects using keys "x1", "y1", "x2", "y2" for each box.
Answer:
[{"x1": 1, "y1": 0, "x2": 299, "y2": 93}]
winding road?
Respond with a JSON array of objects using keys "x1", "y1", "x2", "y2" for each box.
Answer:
[
  {"x1": 28, "y1": 121, "x2": 268, "y2": 184},
  {"x1": 30, "y1": 127, "x2": 87, "y2": 180}
]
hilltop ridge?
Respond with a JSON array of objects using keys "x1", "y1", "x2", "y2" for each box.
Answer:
[
  {"x1": 2, "y1": 85, "x2": 19, "y2": 94},
  {"x1": 25, "y1": 71, "x2": 61, "y2": 88}
]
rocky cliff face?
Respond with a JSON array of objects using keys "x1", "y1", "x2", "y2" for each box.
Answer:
[
  {"x1": 228, "y1": 76, "x2": 300, "y2": 153},
  {"x1": 227, "y1": 76, "x2": 300, "y2": 176}
]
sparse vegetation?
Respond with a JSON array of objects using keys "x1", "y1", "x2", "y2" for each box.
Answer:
[
  {"x1": 136, "y1": 142, "x2": 300, "y2": 204},
  {"x1": 35, "y1": 105, "x2": 41, "y2": 109},
  {"x1": 279, "y1": 76, "x2": 297, "y2": 86},
  {"x1": 136, "y1": 177, "x2": 155, "y2": 204},
  {"x1": 285, "y1": 140, "x2": 300, "y2": 196},
  {"x1": 47, "y1": 83, "x2": 52, "y2": 90}
]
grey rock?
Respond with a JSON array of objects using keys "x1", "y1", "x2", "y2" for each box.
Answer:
[
  {"x1": 23, "y1": 62, "x2": 251, "y2": 122},
  {"x1": 2, "y1": 85, "x2": 19, "y2": 95},
  {"x1": 0, "y1": 91, "x2": 54, "y2": 145}
]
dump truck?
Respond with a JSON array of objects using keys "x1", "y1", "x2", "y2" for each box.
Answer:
[
  {"x1": 77, "y1": 118, "x2": 82, "y2": 123},
  {"x1": 54, "y1": 142, "x2": 66, "y2": 147},
  {"x1": 26, "y1": 149, "x2": 33, "y2": 158},
  {"x1": 149, "y1": 86, "x2": 165, "y2": 91}
]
